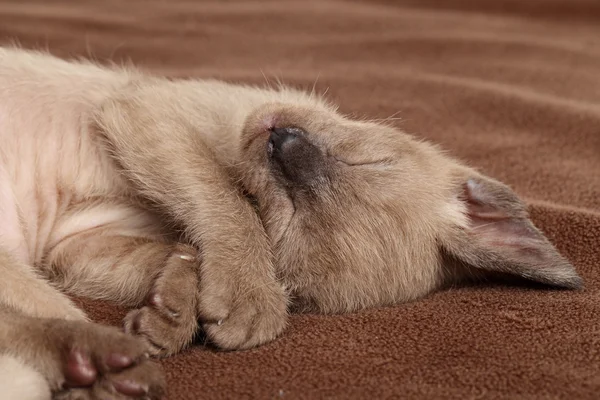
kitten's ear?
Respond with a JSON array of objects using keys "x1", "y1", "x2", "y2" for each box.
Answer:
[{"x1": 442, "y1": 174, "x2": 583, "y2": 289}]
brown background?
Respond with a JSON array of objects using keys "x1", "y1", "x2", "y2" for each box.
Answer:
[{"x1": 2, "y1": 0, "x2": 600, "y2": 398}]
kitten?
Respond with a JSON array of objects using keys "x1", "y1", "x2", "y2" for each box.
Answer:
[{"x1": 0, "y1": 47, "x2": 581, "y2": 399}]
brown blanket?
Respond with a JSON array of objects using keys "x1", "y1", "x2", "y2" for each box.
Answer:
[{"x1": 2, "y1": 0, "x2": 599, "y2": 398}]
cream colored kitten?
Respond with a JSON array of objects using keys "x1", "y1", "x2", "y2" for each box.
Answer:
[{"x1": 0, "y1": 47, "x2": 581, "y2": 399}]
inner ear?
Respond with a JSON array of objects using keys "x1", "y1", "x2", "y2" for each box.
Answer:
[{"x1": 442, "y1": 175, "x2": 583, "y2": 289}]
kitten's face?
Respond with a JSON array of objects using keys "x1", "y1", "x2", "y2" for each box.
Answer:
[{"x1": 238, "y1": 102, "x2": 581, "y2": 313}]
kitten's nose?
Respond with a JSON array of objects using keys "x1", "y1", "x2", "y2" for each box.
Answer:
[
  {"x1": 268, "y1": 127, "x2": 299, "y2": 156},
  {"x1": 267, "y1": 127, "x2": 324, "y2": 187}
]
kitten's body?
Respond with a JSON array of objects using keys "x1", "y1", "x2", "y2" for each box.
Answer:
[
  {"x1": 0, "y1": 48, "x2": 163, "y2": 399},
  {"x1": 0, "y1": 48, "x2": 581, "y2": 400},
  {"x1": 1, "y1": 49, "x2": 155, "y2": 299},
  {"x1": 0, "y1": 48, "x2": 300, "y2": 399}
]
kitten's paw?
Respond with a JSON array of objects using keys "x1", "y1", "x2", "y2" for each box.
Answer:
[
  {"x1": 124, "y1": 244, "x2": 200, "y2": 357},
  {"x1": 48, "y1": 321, "x2": 166, "y2": 400},
  {"x1": 198, "y1": 275, "x2": 288, "y2": 350},
  {"x1": 54, "y1": 360, "x2": 164, "y2": 400}
]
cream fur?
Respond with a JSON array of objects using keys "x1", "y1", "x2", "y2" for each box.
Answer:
[
  {"x1": 0, "y1": 47, "x2": 581, "y2": 399},
  {"x1": 0, "y1": 354, "x2": 50, "y2": 400}
]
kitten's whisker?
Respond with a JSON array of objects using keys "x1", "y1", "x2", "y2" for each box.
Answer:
[
  {"x1": 260, "y1": 69, "x2": 273, "y2": 90},
  {"x1": 274, "y1": 74, "x2": 287, "y2": 91},
  {"x1": 386, "y1": 110, "x2": 402, "y2": 120},
  {"x1": 369, "y1": 117, "x2": 402, "y2": 123},
  {"x1": 470, "y1": 222, "x2": 496, "y2": 231},
  {"x1": 311, "y1": 72, "x2": 321, "y2": 98}
]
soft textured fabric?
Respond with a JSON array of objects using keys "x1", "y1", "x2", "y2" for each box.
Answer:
[{"x1": 1, "y1": 0, "x2": 599, "y2": 398}]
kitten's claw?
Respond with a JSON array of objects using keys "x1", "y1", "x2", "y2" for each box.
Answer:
[{"x1": 177, "y1": 253, "x2": 195, "y2": 262}]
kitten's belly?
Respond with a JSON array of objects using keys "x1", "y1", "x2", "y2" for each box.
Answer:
[{"x1": 0, "y1": 61, "x2": 143, "y2": 267}]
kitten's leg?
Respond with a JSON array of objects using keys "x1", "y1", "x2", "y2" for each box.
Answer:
[
  {"x1": 0, "y1": 250, "x2": 87, "y2": 322},
  {"x1": 0, "y1": 221, "x2": 83, "y2": 398},
  {"x1": 94, "y1": 85, "x2": 288, "y2": 350},
  {"x1": 45, "y1": 229, "x2": 202, "y2": 357},
  {"x1": 0, "y1": 248, "x2": 166, "y2": 399}
]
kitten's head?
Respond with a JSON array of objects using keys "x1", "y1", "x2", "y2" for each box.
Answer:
[{"x1": 237, "y1": 99, "x2": 582, "y2": 313}]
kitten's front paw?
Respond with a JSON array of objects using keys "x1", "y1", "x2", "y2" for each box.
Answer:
[
  {"x1": 198, "y1": 274, "x2": 288, "y2": 350},
  {"x1": 124, "y1": 244, "x2": 200, "y2": 357}
]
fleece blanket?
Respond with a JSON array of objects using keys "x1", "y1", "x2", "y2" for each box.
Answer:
[{"x1": 1, "y1": 0, "x2": 599, "y2": 398}]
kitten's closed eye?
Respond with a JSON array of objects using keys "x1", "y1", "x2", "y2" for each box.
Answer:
[{"x1": 333, "y1": 156, "x2": 394, "y2": 168}]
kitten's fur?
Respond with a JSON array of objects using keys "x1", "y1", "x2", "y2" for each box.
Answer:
[{"x1": 0, "y1": 47, "x2": 582, "y2": 399}]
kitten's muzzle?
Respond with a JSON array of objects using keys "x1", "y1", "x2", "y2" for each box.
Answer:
[
  {"x1": 267, "y1": 127, "x2": 325, "y2": 187},
  {"x1": 268, "y1": 127, "x2": 299, "y2": 157}
]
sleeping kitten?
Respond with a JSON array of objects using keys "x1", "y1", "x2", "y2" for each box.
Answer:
[{"x1": 0, "y1": 47, "x2": 581, "y2": 400}]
